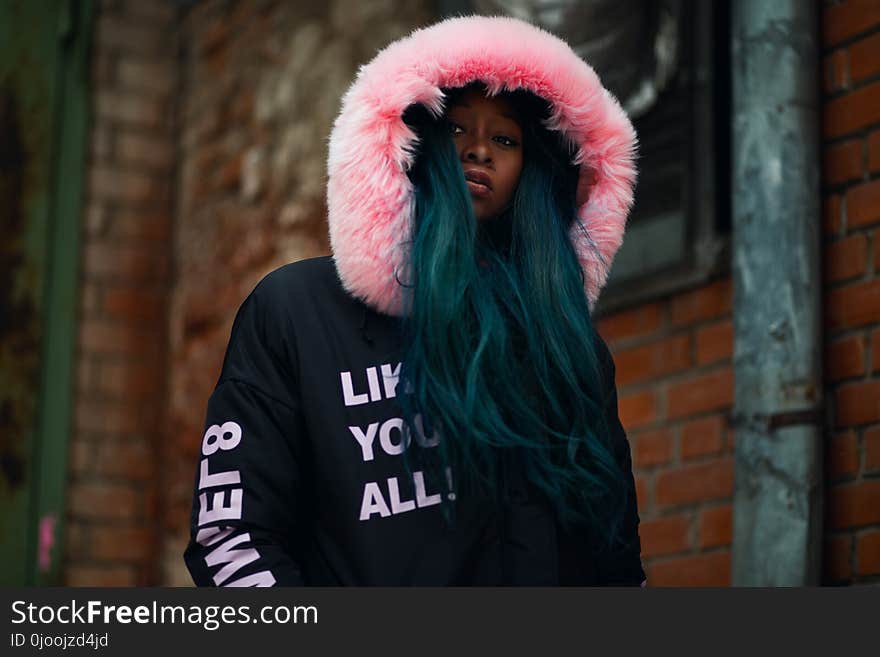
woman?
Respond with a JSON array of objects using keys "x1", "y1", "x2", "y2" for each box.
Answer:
[{"x1": 184, "y1": 15, "x2": 645, "y2": 586}]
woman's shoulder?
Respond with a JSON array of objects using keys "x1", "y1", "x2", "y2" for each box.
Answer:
[
  {"x1": 256, "y1": 254, "x2": 336, "y2": 293},
  {"x1": 249, "y1": 255, "x2": 349, "y2": 308},
  {"x1": 248, "y1": 254, "x2": 371, "y2": 329}
]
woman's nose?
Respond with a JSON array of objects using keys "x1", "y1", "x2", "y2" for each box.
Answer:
[{"x1": 462, "y1": 137, "x2": 491, "y2": 163}]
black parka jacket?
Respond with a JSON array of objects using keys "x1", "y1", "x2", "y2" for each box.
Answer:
[{"x1": 184, "y1": 256, "x2": 645, "y2": 586}]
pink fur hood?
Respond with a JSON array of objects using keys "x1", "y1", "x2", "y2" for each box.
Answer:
[{"x1": 326, "y1": 15, "x2": 637, "y2": 316}]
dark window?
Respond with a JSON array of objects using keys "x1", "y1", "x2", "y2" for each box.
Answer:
[{"x1": 598, "y1": 0, "x2": 731, "y2": 314}]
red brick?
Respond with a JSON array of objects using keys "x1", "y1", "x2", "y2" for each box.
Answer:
[
  {"x1": 856, "y1": 530, "x2": 880, "y2": 575},
  {"x1": 65, "y1": 565, "x2": 137, "y2": 587},
  {"x1": 698, "y1": 504, "x2": 732, "y2": 549},
  {"x1": 824, "y1": 535, "x2": 852, "y2": 581},
  {"x1": 89, "y1": 166, "x2": 161, "y2": 204},
  {"x1": 670, "y1": 278, "x2": 732, "y2": 328},
  {"x1": 835, "y1": 380, "x2": 880, "y2": 427},
  {"x1": 681, "y1": 415, "x2": 725, "y2": 460},
  {"x1": 74, "y1": 398, "x2": 143, "y2": 436},
  {"x1": 826, "y1": 279, "x2": 880, "y2": 330},
  {"x1": 865, "y1": 425, "x2": 880, "y2": 470},
  {"x1": 85, "y1": 203, "x2": 108, "y2": 238},
  {"x1": 90, "y1": 525, "x2": 154, "y2": 563},
  {"x1": 95, "y1": 90, "x2": 166, "y2": 129},
  {"x1": 850, "y1": 32, "x2": 880, "y2": 83},
  {"x1": 205, "y1": 43, "x2": 227, "y2": 77},
  {"x1": 847, "y1": 179, "x2": 880, "y2": 229},
  {"x1": 97, "y1": 15, "x2": 169, "y2": 55},
  {"x1": 96, "y1": 361, "x2": 164, "y2": 402},
  {"x1": 181, "y1": 108, "x2": 222, "y2": 151},
  {"x1": 633, "y1": 429, "x2": 674, "y2": 468},
  {"x1": 825, "y1": 194, "x2": 842, "y2": 235},
  {"x1": 635, "y1": 475, "x2": 650, "y2": 509},
  {"x1": 667, "y1": 368, "x2": 735, "y2": 420},
  {"x1": 826, "y1": 334, "x2": 867, "y2": 381},
  {"x1": 90, "y1": 122, "x2": 113, "y2": 162},
  {"x1": 82, "y1": 243, "x2": 170, "y2": 284},
  {"x1": 823, "y1": 49, "x2": 849, "y2": 93},
  {"x1": 827, "y1": 431, "x2": 860, "y2": 478},
  {"x1": 117, "y1": 57, "x2": 175, "y2": 96},
  {"x1": 876, "y1": 229, "x2": 880, "y2": 273},
  {"x1": 695, "y1": 320, "x2": 733, "y2": 366},
  {"x1": 639, "y1": 513, "x2": 691, "y2": 557},
  {"x1": 230, "y1": 88, "x2": 255, "y2": 124},
  {"x1": 618, "y1": 389, "x2": 657, "y2": 430},
  {"x1": 869, "y1": 131, "x2": 880, "y2": 172},
  {"x1": 64, "y1": 523, "x2": 90, "y2": 562},
  {"x1": 725, "y1": 428, "x2": 736, "y2": 453},
  {"x1": 596, "y1": 303, "x2": 664, "y2": 343},
  {"x1": 116, "y1": 131, "x2": 174, "y2": 170},
  {"x1": 655, "y1": 457, "x2": 734, "y2": 507},
  {"x1": 75, "y1": 356, "x2": 98, "y2": 396},
  {"x1": 91, "y1": 51, "x2": 115, "y2": 87},
  {"x1": 827, "y1": 480, "x2": 880, "y2": 528},
  {"x1": 824, "y1": 138, "x2": 863, "y2": 185},
  {"x1": 69, "y1": 482, "x2": 140, "y2": 521},
  {"x1": 615, "y1": 334, "x2": 691, "y2": 386},
  {"x1": 825, "y1": 233, "x2": 868, "y2": 282},
  {"x1": 193, "y1": 141, "x2": 226, "y2": 187},
  {"x1": 110, "y1": 210, "x2": 172, "y2": 244},
  {"x1": 199, "y1": 15, "x2": 230, "y2": 55},
  {"x1": 79, "y1": 281, "x2": 101, "y2": 317},
  {"x1": 93, "y1": 439, "x2": 155, "y2": 480},
  {"x1": 824, "y1": 0, "x2": 880, "y2": 47},
  {"x1": 825, "y1": 82, "x2": 880, "y2": 140},
  {"x1": 871, "y1": 330, "x2": 880, "y2": 372},
  {"x1": 103, "y1": 286, "x2": 166, "y2": 324},
  {"x1": 216, "y1": 153, "x2": 244, "y2": 192},
  {"x1": 78, "y1": 319, "x2": 162, "y2": 358},
  {"x1": 68, "y1": 439, "x2": 94, "y2": 477},
  {"x1": 120, "y1": 0, "x2": 175, "y2": 23},
  {"x1": 647, "y1": 551, "x2": 731, "y2": 587}
]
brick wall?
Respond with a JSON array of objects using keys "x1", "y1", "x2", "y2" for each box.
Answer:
[
  {"x1": 162, "y1": 0, "x2": 434, "y2": 585},
  {"x1": 596, "y1": 280, "x2": 736, "y2": 586},
  {"x1": 65, "y1": 0, "x2": 177, "y2": 586},
  {"x1": 821, "y1": 0, "x2": 880, "y2": 585}
]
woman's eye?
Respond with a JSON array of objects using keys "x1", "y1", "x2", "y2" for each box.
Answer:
[
  {"x1": 495, "y1": 135, "x2": 518, "y2": 147},
  {"x1": 448, "y1": 122, "x2": 464, "y2": 136}
]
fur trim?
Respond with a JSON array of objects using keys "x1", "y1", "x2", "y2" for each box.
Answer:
[{"x1": 327, "y1": 15, "x2": 637, "y2": 316}]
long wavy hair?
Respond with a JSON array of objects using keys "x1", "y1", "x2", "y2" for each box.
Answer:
[{"x1": 396, "y1": 83, "x2": 628, "y2": 552}]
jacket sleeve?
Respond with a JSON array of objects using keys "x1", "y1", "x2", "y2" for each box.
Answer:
[
  {"x1": 183, "y1": 277, "x2": 309, "y2": 586},
  {"x1": 594, "y1": 332, "x2": 648, "y2": 587}
]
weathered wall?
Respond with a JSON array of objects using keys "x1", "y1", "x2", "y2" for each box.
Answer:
[{"x1": 163, "y1": 0, "x2": 434, "y2": 585}]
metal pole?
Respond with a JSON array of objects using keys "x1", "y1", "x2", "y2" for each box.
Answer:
[{"x1": 730, "y1": 0, "x2": 823, "y2": 585}]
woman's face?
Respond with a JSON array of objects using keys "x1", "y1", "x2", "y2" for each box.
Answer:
[{"x1": 446, "y1": 89, "x2": 524, "y2": 222}]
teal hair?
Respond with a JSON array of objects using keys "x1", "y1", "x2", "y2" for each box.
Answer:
[{"x1": 396, "y1": 84, "x2": 628, "y2": 553}]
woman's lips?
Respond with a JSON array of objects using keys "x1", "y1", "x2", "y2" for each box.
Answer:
[
  {"x1": 464, "y1": 169, "x2": 493, "y2": 198},
  {"x1": 466, "y1": 179, "x2": 491, "y2": 198}
]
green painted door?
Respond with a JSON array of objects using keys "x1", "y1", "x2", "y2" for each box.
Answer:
[{"x1": 0, "y1": 0, "x2": 92, "y2": 585}]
